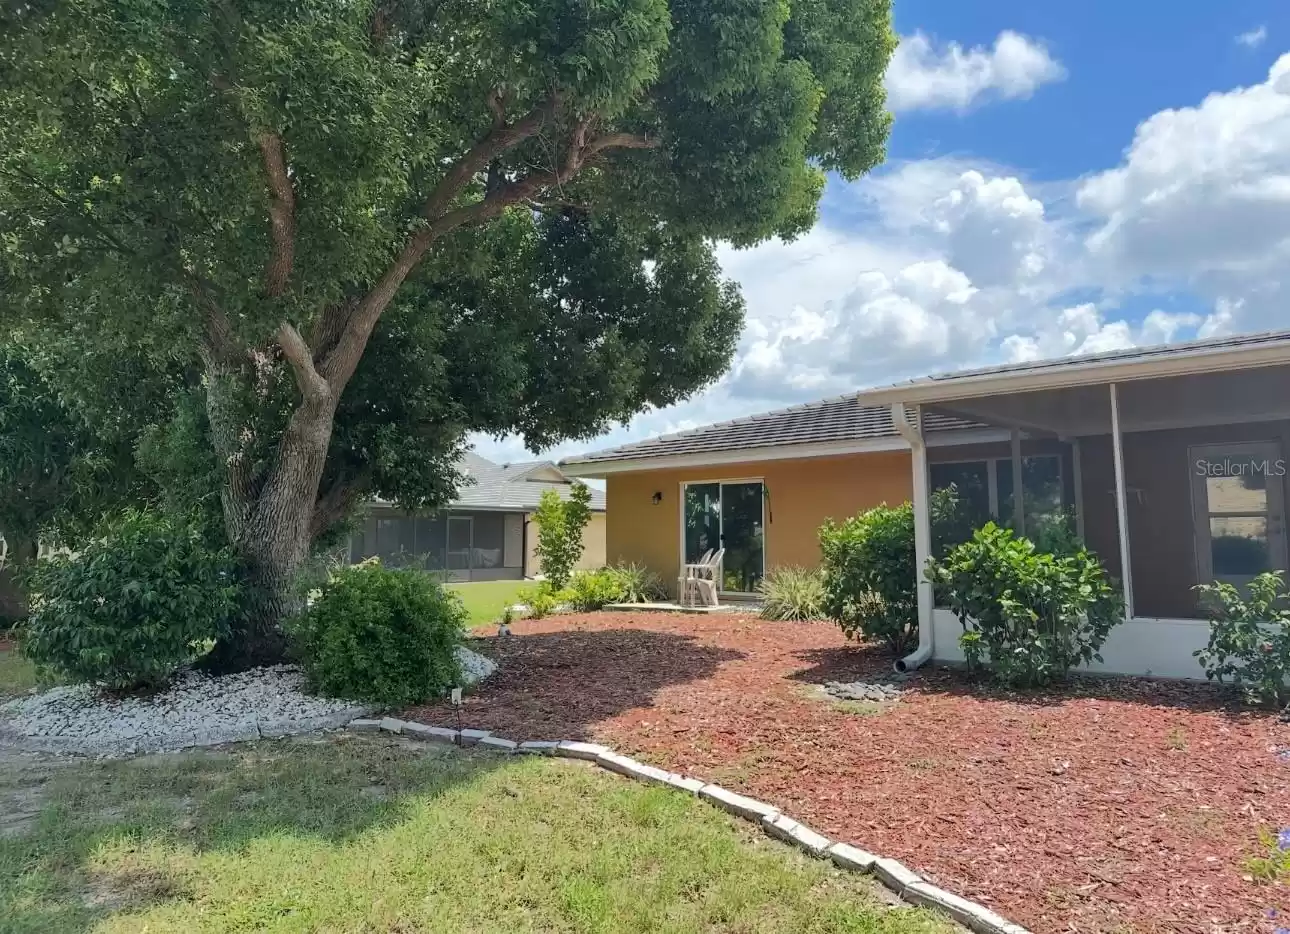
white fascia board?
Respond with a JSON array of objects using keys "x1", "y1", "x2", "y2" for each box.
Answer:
[
  {"x1": 853, "y1": 341, "x2": 1290, "y2": 407},
  {"x1": 558, "y1": 428, "x2": 1010, "y2": 477}
]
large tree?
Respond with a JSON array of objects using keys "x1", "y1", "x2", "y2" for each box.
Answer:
[{"x1": 0, "y1": 0, "x2": 895, "y2": 666}]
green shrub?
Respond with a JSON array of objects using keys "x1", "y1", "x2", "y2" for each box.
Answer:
[
  {"x1": 818, "y1": 488, "x2": 962, "y2": 653},
  {"x1": 518, "y1": 580, "x2": 568, "y2": 619},
  {"x1": 819, "y1": 503, "x2": 917, "y2": 652},
  {"x1": 928, "y1": 523, "x2": 1123, "y2": 687},
  {"x1": 605, "y1": 562, "x2": 664, "y2": 603},
  {"x1": 566, "y1": 568, "x2": 624, "y2": 612},
  {"x1": 757, "y1": 567, "x2": 825, "y2": 621},
  {"x1": 21, "y1": 509, "x2": 239, "y2": 691},
  {"x1": 291, "y1": 562, "x2": 464, "y2": 706},
  {"x1": 1026, "y1": 509, "x2": 1083, "y2": 557},
  {"x1": 1194, "y1": 571, "x2": 1290, "y2": 708}
]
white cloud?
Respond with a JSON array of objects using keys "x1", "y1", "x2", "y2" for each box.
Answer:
[
  {"x1": 1237, "y1": 25, "x2": 1267, "y2": 48},
  {"x1": 1001, "y1": 306, "x2": 1202, "y2": 363},
  {"x1": 885, "y1": 30, "x2": 1066, "y2": 112},
  {"x1": 1078, "y1": 53, "x2": 1290, "y2": 330}
]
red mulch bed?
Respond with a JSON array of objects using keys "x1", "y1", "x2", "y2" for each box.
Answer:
[{"x1": 405, "y1": 612, "x2": 1290, "y2": 933}]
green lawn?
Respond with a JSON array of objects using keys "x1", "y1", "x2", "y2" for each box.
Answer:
[
  {"x1": 447, "y1": 579, "x2": 530, "y2": 626},
  {"x1": 0, "y1": 648, "x2": 37, "y2": 697},
  {"x1": 0, "y1": 735, "x2": 955, "y2": 934}
]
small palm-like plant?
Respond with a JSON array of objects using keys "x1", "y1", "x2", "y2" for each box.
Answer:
[
  {"x1": 606, "y1": 563, "x2": 665, "y2": 604},
  {"x1": 757, "y1": 567, "x2": 826, "y2": 621}
]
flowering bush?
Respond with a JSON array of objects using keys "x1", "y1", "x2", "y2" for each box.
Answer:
[
  {"x1": 1246, "y1": 826, "x2": 1290, "y2": 882},
  {"x1": 1194, "y1": 571, "x2": 1290, "y2": 708}
]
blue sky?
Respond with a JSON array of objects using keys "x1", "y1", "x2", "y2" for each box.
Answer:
[{"x1": 476, "y1": 2, "x2": 1290, "y2": 464}]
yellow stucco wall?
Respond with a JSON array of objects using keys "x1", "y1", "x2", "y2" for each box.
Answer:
[
  {"x1": 604, "y1": 452, "x2": 913, "y2": 594},
  {"x1": 524, "y1": 511, "x2": 608, "y2": 577}
]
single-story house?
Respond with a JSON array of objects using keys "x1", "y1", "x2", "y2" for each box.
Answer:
[
  {"x1": 560, "y1": 329, "x2": 1290, "y2": 680},
  {"x1": 349, "y1": 452, "x2": 606, "y2": 582}
]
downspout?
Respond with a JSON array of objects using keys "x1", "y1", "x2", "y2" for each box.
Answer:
[{"x1": 892, "y1": 402, "x2": 934, "y2": 672}]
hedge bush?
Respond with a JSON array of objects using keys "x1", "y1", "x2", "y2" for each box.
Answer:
[
  {"x1": 1194, "y1": 571, "x2": 1290, "y2": 708},
  {"x1": 566, "y1": 568, "x2": 624, "y2": 612},
  {"x1": 21, "y1": 509, "x2": 239, "y2": 691},
  {"x1": 757, "y1": 566, "x2": 826, "y2": 621},
  {"x1": 928, "y1": 523, "x2": 1122, "y2": 686},
  {"x1": 819, "y1": 502, "x2": 918, "y2": 652},
  {"x1": 291, "y1": 562, "x2": 464, "y2": 706},
  {"x1": 518, "y1": 579, "x2": 568, "y2": 619}
]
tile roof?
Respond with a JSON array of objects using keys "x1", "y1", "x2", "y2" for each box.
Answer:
[
  {"x1": 561, "y1": 394, "x2": 984, "y2": 466},
  {"x1": 452, "y1": 451, "x2": 606, "y2": 511}
]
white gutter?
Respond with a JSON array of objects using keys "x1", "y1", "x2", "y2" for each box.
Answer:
[
  {"x1": 892, "y1": 402, "x2": 934, "y2": 672},
  {"x1": 853, "y1": 339, "x2": 1290, "y2": 408}
]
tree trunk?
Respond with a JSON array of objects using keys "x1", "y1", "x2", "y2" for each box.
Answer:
[
  {"x1": 202, "y1": 348, "x2": 338, "y2": 673},
  {"x1": 0, "y1": 536, "x2": 37, "y2": 625}
]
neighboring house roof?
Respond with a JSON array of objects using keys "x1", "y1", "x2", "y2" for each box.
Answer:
[
  {"x1": 559, "y1": 393, "x2": 991, "y2": 475},
  {"x1": 853, "y1": 327, "x2": 1290, "y2": 406},
  {"x1": 449, "y1": 451, "x2": 606, "y2": 512}
]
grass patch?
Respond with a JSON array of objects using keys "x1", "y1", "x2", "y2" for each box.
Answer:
[
  {"x1": 447, "y1": 579, "x2": 530, "y2": 626},
  {"x1": 0, "y1": 735, "x2": 955, "y2": 934},
  {"x1": 0, "y1": 647, "x2": 38, "y2": 697}
]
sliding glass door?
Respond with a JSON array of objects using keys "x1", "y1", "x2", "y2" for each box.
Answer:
[{"x1": 682, "y1": 481, "x2": 765, "y2": 593}]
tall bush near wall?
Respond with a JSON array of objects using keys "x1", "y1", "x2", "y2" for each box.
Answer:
[
  {"x1": 928, "y1": 523, "x2": 1123, "y2": 687},
  {"x1": 820, "y1": 504, "x2": 917, "y2": 653},
  {"x1": 818, "y1": 488, "x2": 962, "y2": 654},
  {"x1": 533, "y1": 483, "x2": 592, "y2": 589}
]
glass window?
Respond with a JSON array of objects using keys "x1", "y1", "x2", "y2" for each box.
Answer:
[
  {"x1": 446, "y1": 516, "x2": 472, "y2": 571},
  {"x1": 471, "y1": 513, "x2": 505, "y2": 570},
  {"x1": 1209, "y1": 516, "x2": 1272, "y2": 577},
  {"x1": 720, "y1": 482, "x2": 765, "y2": 593},
  {"x1": 376, "y1": 517, "x2": 417, "y2": 567},
  {"x1": 415, "y1": 517, "x2": 446, "y2": 570},
  {"x1": 683, "y1": 484, "x2": 721, "y2": 564},
  {"x1": 997, "y1": 456, "x2": 1064, "y2": 528},
  {"x1": 930, "y1": 462, "x2": 991, "y2": 554}
]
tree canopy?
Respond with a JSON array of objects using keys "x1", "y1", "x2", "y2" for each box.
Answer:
[{"x1": 0, "y1": 0, "x2": 896, "y2": 661}]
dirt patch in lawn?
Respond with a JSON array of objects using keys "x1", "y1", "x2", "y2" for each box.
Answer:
[{"x1": 409, "y1": 613, "x2": 1290, "y2": 933}]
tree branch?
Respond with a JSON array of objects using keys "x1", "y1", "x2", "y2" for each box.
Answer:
[
  {"x1": 189, "y1": 277, "x2": 244, "y2": 365},
  {"x1": 276, "y1": 322, "x2": 329, "y2": 402},
  {"x1": 420, "y1": 95, "x2": 557, "y2": 221},
  {"x1": 310, "y1": 470, "x2": 372, "y2": 542},
  {"x1": 584, "y1": 132, "x2": 661, "y2": 156},
  {"x1": 312, "y1": 103, "x2": 657, "y2": 396},
  {"x1": 258, "y1": 132, "x2": 295, "y2": 297}
]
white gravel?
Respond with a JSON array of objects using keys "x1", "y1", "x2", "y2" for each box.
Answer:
[
  {"x1": 456, "y1": 646, "x2": 497, "y2": 685},
  {"x1": 0, "y1": 645, "x2": 498, "y2": 757},
  {"x1": 0, "y1": 666, "x2": 372, "y2": 757}
]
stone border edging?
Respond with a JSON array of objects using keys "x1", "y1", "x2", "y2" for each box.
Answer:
[{"x1": 351, "y1": 717, "x2": 1032, "y2": 934}]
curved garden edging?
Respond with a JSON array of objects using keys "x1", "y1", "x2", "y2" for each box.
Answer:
[{"x1": 353, "y1": 716, "x2": 1033, "y2": 934}]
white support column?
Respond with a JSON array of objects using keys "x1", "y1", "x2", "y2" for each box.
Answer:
[
  {"x1": 1109, "y1": 383, "x2": 1134, "y2": 619},
  {"x1": 1071, "y1": 437, "x2": 1086, "y2": 541},
  {"x1": 893, "y1": 402, "x2": 933, "y2": 671},
  {"x1": 1010, "y1": 428, "x2": 1025, "y2": 535}
]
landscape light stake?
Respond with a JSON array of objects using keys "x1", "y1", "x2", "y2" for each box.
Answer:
[{"x1": 451, "y1": 686, "x2": 463, "y2": 744}]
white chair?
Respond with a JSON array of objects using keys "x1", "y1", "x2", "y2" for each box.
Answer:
[{"x1": 680, "y1": 548, "x2": 724, "y2": 607}]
